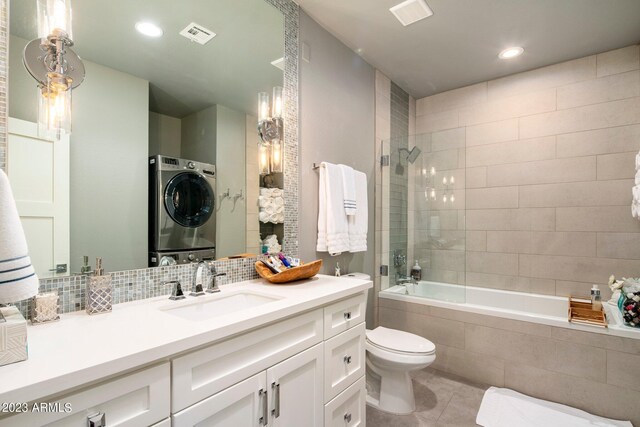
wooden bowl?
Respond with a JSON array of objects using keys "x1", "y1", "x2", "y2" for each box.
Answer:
[{"x1": 255, "y1": 259, "x2": 323, "y2": 284}]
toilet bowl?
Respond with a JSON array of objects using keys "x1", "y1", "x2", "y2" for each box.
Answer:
[{"x1": 365, "y1": 326, "x2": 436, "y2": 415}]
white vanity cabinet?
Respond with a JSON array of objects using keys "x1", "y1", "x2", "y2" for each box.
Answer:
[
  {"x1": 173, "y1": 344, "x2": 324, "y2": 427},
  {"x1": 2, "y1": 283, "x2": 371, "y2": 427}
]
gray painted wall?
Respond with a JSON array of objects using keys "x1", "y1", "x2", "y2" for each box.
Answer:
[
  {"x1": 298, "y1": 10, "x2": 376, "y2": 325},
  {"x1": 70, "y1": 61, "x2": 149, "y2": 273},
  {"x1": 215, "y1": 105, "x2": 247, "y2": 258},
  {"x1": 181, "y1": 106, "x2": 217, "y2": 165},
  {"x1": 149, "y1": 112, "x2": 181, "y2": 158},
  {"x1": 9, "y1": 35, "x2": 149, "y2": 273}
]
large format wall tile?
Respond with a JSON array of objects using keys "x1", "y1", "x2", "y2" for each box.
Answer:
[
  {"x1": 596, "y1": 45, "x2": 640, "y2": 78},
  {"x1": 466, "y1": 136, "x2": 556, "y2": 167},
  {"x1": 557, "y1": 70, "x2": 639, "y2": 109}
]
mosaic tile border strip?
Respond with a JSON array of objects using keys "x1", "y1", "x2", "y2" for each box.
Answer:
[{"x1": 1, "y1": 0, "x2": 300, "y2": 318}]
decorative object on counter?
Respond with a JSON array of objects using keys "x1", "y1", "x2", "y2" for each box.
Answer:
[
  {"x1": 22, "y1": 0, "x2": 85, "y2": 139},
  {"x1": 259, "y1": 188, "x2": 284, "y2": 224},
  {"x1": 262, "y1": 234, "x2": 282, "y2": 254},
  {"x1": 411, "y1": 260, "x2": 422, "y2": 282},
  {"x1": 0, "y1": 169, "x2": 38, "y2": 366},
  {"x1": 79, "y1": 255, "x2": 93, "y2": 274},
  {"x1": 257, "y1": 87, "x2": 284, "y2": 174},
  {"x1": 86, "y1": 258, "x2": 113, "y2": 315},
  {"x1": 608, "y1": 275, "x2": 625, "y2": 306},
  {"x1": 255, "y1": 259, "x2": 322, "y2": 284},
  {"x1": 0, "y1": 306, "x2": 28, "y2": 366},
  {"x1": 618, "y1": 277, "x2": 640, "y2": 328},
  {"x1": 335, "y1": 262, "x2": 341, "y2": 277},
  {"x1": 568, "y1": 296, "x2": 607, "y2": 328},
  {"x1": 31, "y1": 292, "x2": 60, "y2": 324}
]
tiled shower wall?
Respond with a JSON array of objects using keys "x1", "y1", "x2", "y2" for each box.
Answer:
[
  {"x1": 0, "y1": 0, "x2": 300, "y2": 318},
  {"x1": 415, "y1": 44, "x2": 640, "y2": 298}
]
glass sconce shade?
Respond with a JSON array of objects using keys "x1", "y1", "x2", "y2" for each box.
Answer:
[
  {"x1": 270, "y1": 139, "x2": 283, "y2": 173},
  {"x1": 258, "y1": 92, "x2": 270, "y2": 123},
  {"x1": 272, "y1": 86, "x2": 283, "y2": 119},
  {"x1": 37, "y1": 0, "x2": 73, "y2": 40},
  {"x1": 259, "y1": 142, "x2": 271, "y2": 176},
  {"x1": 38, "y1": 76, "x2": 72, "y2": 139}
]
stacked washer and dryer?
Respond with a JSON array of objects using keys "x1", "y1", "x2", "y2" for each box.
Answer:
[{"x1": 148, "y1": 155, "x2": 217, "y2": 267}]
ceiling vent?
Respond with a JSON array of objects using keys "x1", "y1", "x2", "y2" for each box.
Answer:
[
  {"x1": 179, "y1": 22, "x2": 216, "y2": 45},
  {"x1": 390, "y1": 0, "x2": 433, "y2": 27}
]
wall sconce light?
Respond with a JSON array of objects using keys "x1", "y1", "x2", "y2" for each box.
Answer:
[
  {"x1": 23, "y1": 0, "x2": 85, "y2": 139},
  {"x1": 257, "y1": 87, "x2": 284, "y2": 175}
]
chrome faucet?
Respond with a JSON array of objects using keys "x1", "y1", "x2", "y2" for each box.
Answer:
[
  {"x1": 191, "y1": 261, "x2": 208, "y2": 296},
  {"x1": 208, "y1": 264, "x2": 226, "y2": 293},
  {"x1": 163, "y1": 280, "x2": 185, "y2": 300}
]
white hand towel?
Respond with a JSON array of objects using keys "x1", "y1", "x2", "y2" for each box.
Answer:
[
  {"x1": 348, "y1": 170, "x2": 368, "y2": 253},
  {"x1": 0, "y1": 169, "x2": 39, "y2": 303},
  {"x1": 339, "y1": 164, "x2": 357, "y2": 216},
  {"x1": 259, "y1": 211, "x2": 269, "y2": 223},
  {"x1": 316, "y1": 162, "x2": 350, "y2": 255}
]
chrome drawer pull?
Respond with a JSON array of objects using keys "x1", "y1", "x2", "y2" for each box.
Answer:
[
  {"x1": 344, "y1": 312, "x2": 352, "y2": 320},
  {"x1": 271, "y1": 382, "x2": 281, "y2": 418},
  {"x1": 344, "y1": 355, "x2": 352, "y2": 364},
  {"x1": 344, "y1": 412, "x2": 352, "y2": 423},
  {"x1": 87, "y1": 412, "x2": 106, "y2": 427},
  {"x1": 259, "y1": 389, "x2": 268, "y2": 425}
]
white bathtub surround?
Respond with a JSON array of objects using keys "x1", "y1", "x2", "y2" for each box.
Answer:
[
  {"x1": 477, "y1": 387, "x2": 632, "y2": 427},
  {"x1": 0, "y1": 274, "x2": 371, "y2": 409},
  {"x1": 378, "y1": 291, "x2": 640, "y2": 425}
]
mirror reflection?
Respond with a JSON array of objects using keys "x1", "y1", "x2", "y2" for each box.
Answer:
[{"x1": 8, "y1": 0, "x2": 284, "y2": 277}]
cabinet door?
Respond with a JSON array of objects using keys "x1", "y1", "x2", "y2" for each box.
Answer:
[
  {"x1": 172, "y1": 372, "x2": 267, "y2": 427},
  {"x1": 267, "y1": 343, "x2": 324, "y2": 427}
]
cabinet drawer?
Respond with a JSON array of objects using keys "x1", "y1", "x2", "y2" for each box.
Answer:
[
  {"x1": 324, "y1": 376, "x2": 366, "y2": 427},
  {"x1": 324, "y1": 292, "x2": 367, "y2": 339},
  {"x1": 324, "y1": 322, "x2": 366, "y2": 402},
  {"x1": 7, "y1": 363, "x2": 170, "y2": 427},
  {"x1": 151, "y1": 418, "x2": 171, "y2": 427},
  {"x1": 172, "y1": 309, "x2": 323, "y2": 412}
]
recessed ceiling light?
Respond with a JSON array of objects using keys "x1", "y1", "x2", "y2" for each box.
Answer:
[
  {"x1": 498, "y1": 46, "x2": 524, "y2": 59},
  {"x1": 135, "y1": 22, "x2": 164, "y2": 38},
  {"x1": 390, "y1": 0, "x2": 433, "y2": 27}
]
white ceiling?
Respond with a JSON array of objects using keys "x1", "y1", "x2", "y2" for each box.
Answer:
[
  {"x1": 11, "y1": 0, "x2": 284, "y2": 118},
  {"x1": 296, "y1": 0, "x2": 640, "y2": 99}
]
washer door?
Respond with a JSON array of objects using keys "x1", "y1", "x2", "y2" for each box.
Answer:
[{"x1": 164, "y1": 172, "x2": 214, "y2": 228}]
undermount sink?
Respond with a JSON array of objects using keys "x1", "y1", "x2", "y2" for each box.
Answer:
[{"x1": 160, "y1": 290, "x2": 283, "y2": 321}]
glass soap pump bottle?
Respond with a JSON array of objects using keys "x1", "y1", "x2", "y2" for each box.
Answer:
[{"x1": 86, "y1": 257, "x2": 113, "y2": 315}]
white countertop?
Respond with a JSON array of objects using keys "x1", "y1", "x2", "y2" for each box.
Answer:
[{"x1": 0, "y1": 274, "x2": 372, "y2": 405}]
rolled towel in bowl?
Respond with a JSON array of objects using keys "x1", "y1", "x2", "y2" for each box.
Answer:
[
  {"x1": 273, "y1": 196, "x2": 284, "y2": 207},
  {"x1": 260, "y1": 188, "x2": 274, "y2": 197}
]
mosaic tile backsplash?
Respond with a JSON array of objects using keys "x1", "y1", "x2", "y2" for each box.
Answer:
[
  {"x1": 1, "y1": 0, "x2": 299, "y2": 319},
  {"x1": 14, "y1": 257, "x2": 260, "y2": 318}
]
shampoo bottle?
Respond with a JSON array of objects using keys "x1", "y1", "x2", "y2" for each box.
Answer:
[
  {"x1": 410, "y1": 260, "x2": 422, "y2": 281},
  {"x1": 591, "y1": 285, "x2": 602, "y2": 311}
]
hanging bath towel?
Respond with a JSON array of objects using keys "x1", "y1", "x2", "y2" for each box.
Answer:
[
  {"x1": 348, "y1": 170, "x2": 368, "y2": 252},
  {"x1": 317, "y1": 162, "x2": 350, "y2": 255}
]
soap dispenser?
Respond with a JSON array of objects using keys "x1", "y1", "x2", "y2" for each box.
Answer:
[
  {"x1": 86, "y1": 257, "x2": 112, "y2": 315},
  {"x1": 411, "y1": 260, "x2": 422, "y2": 282},
  {"x1": 591, "y1": 285, "x2": 602, "y2": 311}
]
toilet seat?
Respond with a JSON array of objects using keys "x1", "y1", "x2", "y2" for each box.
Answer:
[{"x1": 366, "y1": 327, "x2": 435, "y2": 355}]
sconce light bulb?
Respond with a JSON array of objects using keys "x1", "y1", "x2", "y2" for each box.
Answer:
[
  {"x1": 430, "y1": 167, "x2": 436, "y2": 176},
  {"x1": 450, "y1": 176, "x2": 455, "y2": 184},
  {"x1": 443, "y1": 194, "x2": 447, "y2": 203},
  {"x1": 450, "y1": 194, "x2": 455, "y2": 203},
  {"x1": 442, "y1": 177, "x2": 447, "y2": 185},
  {"x1": 430, "y1": 189, "x2": 436, "y2": 199}
]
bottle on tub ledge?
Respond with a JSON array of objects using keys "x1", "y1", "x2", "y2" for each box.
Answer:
[
  {"x1": 410, "y1": 260, "x2": 422, "y2": 282},
  {"x1": 86, "y1": 257, "x2": 113, "y2": 315}
]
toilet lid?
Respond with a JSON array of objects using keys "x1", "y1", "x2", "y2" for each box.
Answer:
[{"x1": 367, "y1": 327, "x2": 436, "y2": 354}]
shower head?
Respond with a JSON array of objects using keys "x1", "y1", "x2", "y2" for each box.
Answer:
[{"x1": 399, "y1": 146, "x2": 422, "y2": 164}]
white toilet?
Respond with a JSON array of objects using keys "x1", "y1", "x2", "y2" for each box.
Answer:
[{"x1": 365, "y1": 326, "x2": 436, "y2": 414}]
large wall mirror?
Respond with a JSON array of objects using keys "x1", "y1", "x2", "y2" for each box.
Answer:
[{"x1": 8, "y1": 0, "x2": 285, "y2": 278}]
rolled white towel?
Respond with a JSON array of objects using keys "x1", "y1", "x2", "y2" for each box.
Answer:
[
  {"x1": 276, "y1": 212, "x2": 284, "y2": 223},
  {"x1": 636, "y1": 152, "x2": 640, "y2": 171},
  {"x1": 260, "y1": 188, "x2": 274, "y2": 197},
  {"x1": 259, "y1": 211, "x2": 269, "y2": 223},
  {"x1": 636, "y1": 170, "x2": 640, "y2": 185},
  {"x1": 633, "y1": 186, "x2": 640, "y2": 201},
  {"x1": 262, "y1": 205, "x2": 276, "y2": 215},
  {"x1": 258, "y1": 196, "x2": 274, "y2": 208},
  {"x1": 633, "y1": 202, "x2": 639, "y2": 219},
  {"x1": 271, "y1": 188, "x2": 284, "y2": 197},
  {"x1": 273, "y1": 196, "x2": 284, "y2": 207}
]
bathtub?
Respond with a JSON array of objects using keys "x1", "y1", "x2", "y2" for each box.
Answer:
[{"x1": 381, "y1": 280, "x2": 640, "y2": 339}]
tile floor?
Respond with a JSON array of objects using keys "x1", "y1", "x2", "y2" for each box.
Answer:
[{"x1": 367, "y1": 367, "x2": 489, "y2": 427}]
